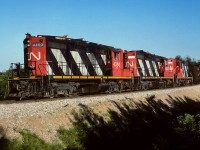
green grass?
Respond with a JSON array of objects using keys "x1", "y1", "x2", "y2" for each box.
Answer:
[
  {"x1": 57, "y1": 126, "x2": 85, "y2": 150},
  {"x1": 4, "y1": 130, "x2": 63, "y2": 150}
]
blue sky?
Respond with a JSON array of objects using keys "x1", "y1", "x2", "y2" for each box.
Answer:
[{"x1": 0, "y1": 0, "x2": 200, "y2": 71}]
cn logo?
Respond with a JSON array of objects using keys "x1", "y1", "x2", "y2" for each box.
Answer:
[
  {"x1": 113, "y1": 62, "x2": 120, "y2": 68},
  {"x1": 28, "y1": 52, "x2": 41, "y2": 60},
  {"x1": 125, "y1": 61, "x2": 134, "y2": 67}
]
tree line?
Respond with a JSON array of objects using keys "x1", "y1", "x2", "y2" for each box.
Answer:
[{"x1": 175, "y1": 55, "x2": 200, "y2": 66}]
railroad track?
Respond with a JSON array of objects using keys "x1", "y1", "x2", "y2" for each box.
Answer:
[{"x1": 0, "y1": 84, "x2": 197, "y2": 105}]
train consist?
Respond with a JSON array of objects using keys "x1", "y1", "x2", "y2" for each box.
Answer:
[{"x1": 7, "y1": 33, "x2": 199, "y2": 100}]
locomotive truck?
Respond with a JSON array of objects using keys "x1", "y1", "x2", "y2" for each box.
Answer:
[{"x1": 8, "y1": 33, "x2": 195, "y2": 100}]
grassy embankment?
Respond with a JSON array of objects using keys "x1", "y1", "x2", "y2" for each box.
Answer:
[{"x1": 1, "y1": 95, "x2": 200, "y2": 150}]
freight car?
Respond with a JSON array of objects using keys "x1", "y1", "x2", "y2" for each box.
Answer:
[{"x1": 7, "y1": 33, "x2": 194, "y2": 100}]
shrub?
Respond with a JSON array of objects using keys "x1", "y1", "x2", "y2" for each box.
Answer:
[
  {"x1": 173, "y1": 114, "x2": 200, "y2": 149},
  {"x1": 0, "y1": 71, "x2": 10, "y2": 100},
  {"x1": 57, "y1": 126, "x2": 85, "y2": 150}
]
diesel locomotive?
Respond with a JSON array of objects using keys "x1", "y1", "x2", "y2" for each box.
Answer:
[{"x1": 7, "y1": 33, "x2": 197, "y2": 100}]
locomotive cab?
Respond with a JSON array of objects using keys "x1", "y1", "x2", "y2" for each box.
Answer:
[{"x1": 23, "y1": 34, "x2": 47, "y2": 76}]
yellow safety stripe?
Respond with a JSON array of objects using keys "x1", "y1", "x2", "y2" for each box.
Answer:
[
  {"x1": 29, "y1": 76, "x2": 36, "y2": 79},
  {"x1": 12, "y1": 76, "x2": 36, "y2": 80},
  {"x1": 13, "y1": 77, "x2": 19, "y2": 80},
  {"x1": 52, "y1": 76, "x2": 133, "y2": 80},
  {"x1": 142, "y1": 76, "x2": 173, "y2": 79},
  {"x1": 142, "y1": 76, "x2": 193, "y2": 79}
]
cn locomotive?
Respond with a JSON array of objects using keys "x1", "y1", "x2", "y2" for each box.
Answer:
[{"x1": 7, "y1": 33, "x2": 197, "y2": 100}]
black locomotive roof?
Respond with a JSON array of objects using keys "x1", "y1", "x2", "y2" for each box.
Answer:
[
  {"x1": 130, "y1": 50, "x2": 167, "y2": 59},
  {"x1": 38, "y1": 35, "x2": 120, "y2": 52}
]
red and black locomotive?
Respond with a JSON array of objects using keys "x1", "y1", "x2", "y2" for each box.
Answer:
[{"x1": 8, "y1": 34, "x2": 196, "y2": 99}]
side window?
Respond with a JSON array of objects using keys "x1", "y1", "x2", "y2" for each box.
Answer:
[
  {"x1": 177, "y1": 62, "x2": 181, "y2": 68},
  {"x1": 165, "y1": 61, "x2": 168, "y2": 66},
  {"x1": 123, "y1": 53, "x2": 127, "y2": 68},
  {"x1": 114, "y1": 52, "x2": 119, "y2": 60}
]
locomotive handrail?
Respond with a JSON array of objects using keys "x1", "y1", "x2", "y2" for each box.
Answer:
[
  {"x1": 38, "y1": 62, "x2": 53, "y2": 76},
  {"x1": 38, "y1": 62, "x2": 53, "y2": 91},
  {"x1": 55, "y1": 61, "x2": 103, "y2": 79},
  {"x1": 38, "y1": 63, "x2": 45, "y2": 90},
  {"x1": 38, "y1": 64, "x2": 45, "y2": 76},
  {"x1": 9, "y1": 63, "x2": 26, "y2": 78}
]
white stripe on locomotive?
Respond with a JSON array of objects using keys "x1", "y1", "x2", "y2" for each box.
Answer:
[
  {"x1": 47, "y1": 61, "x2": 54, "y2": 75},
  {"x1": 145, "y1": 60, "x2": 153, "y2": 76},
  {"x1": 185, "y1": 65, "x2": 189, "y2": 77},
  {"x1": 182, "y1": 64, "x2": 189, "y2": 77},
  {"x1": 152, "y1": 61, "x2": 159, "y2": 76},
  {"x1": 138, "y1": 59, "x2": 146, "y2": 76},
  {"x1": 182, "y1": 64, "x2": 185, "y2": 77},
  {"x1": 71, "y1": 50, "x2": 88, "y2": 75},
  {"x1": 101, "y1": 54, "x2": 106, "y2": 65},
  {"x1": 157, "y1": 62, "x2": 161, "y2": 76},
  {"x1": 87, "y1": 53, "x2": 104, "y2": 76},
  {"x1": 51, "y1": 48, "x2": 72, "y2": 75}
]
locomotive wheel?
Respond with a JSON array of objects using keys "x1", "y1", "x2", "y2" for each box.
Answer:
[
  {"x1": 163, "y1": 83, "x2": 167, "y2": 89},
  {"x1": 118, "y1": 82, "x2": 123, "y2": 93},
  {"x1": 131, "y1": 86, "x2": 134, "y2": 91},
  {"x1": 65, "y1": 85, "x2": 78, "y2": 96},
  {"x1": 67, "y1": 88, "x2": 73, "y2": 96},
  {"x1": 114, "y1": 84, "x2": 121, "y2": 93},
  {"x1": 17, "y1": 91, "x2": 24, "y2": 101},
  {"x1": 70, "y1": 85, "x2": 78, "y2": 95},
  {"x1": 49, "y1": 88, "x2": 55, "y2": 98},
  {"x1": 135, "y1": 84, "x2": 141, "y2": 91},
  {"x1": 130, "y1": 83, "x2": 134, "y2": 91},
  {"x1": 176, "y1": 80, "x2": 181, "y2": 87},
  {"x1": 185, "y1": 80, "x2": 190, "y2": 86},
  {"x1": 107, "y1": 82, "x2": 115, "y2": 93},
  {"x1": 141, "y1": 84, "x2": 148, "y2": 90},
  {"x1": 173, "y1": 83, "x2": 176, "y2": 88},
  {"x1": 108, "y1": 86, "x2": 114, "y2": 93},
  {"x1": 159, "y1": 82, "x2": 166, "y2": 89},
  {"x1": 49, "y1": 87, "x2": 58, "y2": 98},
  {"x1": 107, "y1": 82, "x2": 122, "y2": 93},
  {"x1": 63, "y1": 90, "x2": 69, "y2": 97}
]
